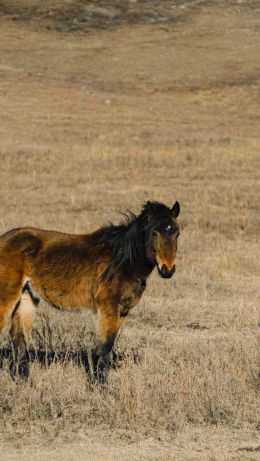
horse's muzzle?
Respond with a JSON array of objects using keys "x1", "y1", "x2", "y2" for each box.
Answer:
[{"x1": 158, "y1": 264, "x2": 176, "y2": 279}]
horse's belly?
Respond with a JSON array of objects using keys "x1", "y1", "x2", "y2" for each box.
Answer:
[
  {"x1": 29, "y1": 278, "x2": 94, "y2": 311},
  {"x1": 44, "y1": 292, "x2": 93, "y2": 310}
]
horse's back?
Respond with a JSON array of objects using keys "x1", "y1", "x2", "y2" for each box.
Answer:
[
  {"x1": 0, "y1": 226, "x2": 72, "y2": 243},
  {"x1": 0, "y1": 227, "x2": 80, "y2": 282},
  {"x1": 0, "y1": 226, "x2": 79, "y2": 254}
]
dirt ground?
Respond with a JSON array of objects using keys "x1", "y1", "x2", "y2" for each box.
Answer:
[
  {"x1": 1, "y1": 427, "x2": 260, "y2": 461},
  {"x1": 0, "y1": 1, "x2": 259, "y2": 460}
]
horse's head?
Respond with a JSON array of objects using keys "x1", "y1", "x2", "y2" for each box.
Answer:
[{"x1": 144, "y1": 201, "x2": 180, "y2": 279}]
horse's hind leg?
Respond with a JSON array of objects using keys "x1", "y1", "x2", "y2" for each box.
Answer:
[
  {"x1": 0, "y1": 274, "x2": 25, "y2": 375},
  {"x1": 0, "y1": 280, "x2": 23, "y2": 337},
  {"x1": 0, "y1": 297, "x2": 21, "y2": 336},
  {"x1": 0, "y1": 251, "x2": 25, "y2": 334},
  {"x1": 9, "y1": 286, "x2": 37, "y2": 379},
  {"x1": 10, "y1": 286, "x2": 37, "y2": 354}
]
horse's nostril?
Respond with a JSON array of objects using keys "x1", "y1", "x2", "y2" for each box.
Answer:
[
  {"x1": 160, "y1": 264, "x2": 176, "y2": 278},
  {"x1": 161, "y1": 264, "x2": 168, "y2": 274},
  {"x1": 161, "y1": 264, "x2": 172, "y2": 275}
]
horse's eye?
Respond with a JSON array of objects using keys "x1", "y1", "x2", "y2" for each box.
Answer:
[{"x1": 165, "y1": 225, "x2": 172, "y2": 232}]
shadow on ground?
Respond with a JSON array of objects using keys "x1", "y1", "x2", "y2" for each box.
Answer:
[{"x1": 0, "y1": 347, "x2": 141, "y2": 382}]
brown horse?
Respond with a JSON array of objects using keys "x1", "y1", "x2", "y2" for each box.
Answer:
[{"x1": 0, "y1": 200, "x2": 180, "y2": 382}]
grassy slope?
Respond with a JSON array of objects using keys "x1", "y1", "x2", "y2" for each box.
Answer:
[{"x1": 0, "y1": 1, "x2": 259, "y2": 459}]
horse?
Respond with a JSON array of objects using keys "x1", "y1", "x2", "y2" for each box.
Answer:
[{"x1": 0, "y1": 200, "x2": 180, "y2": 382}]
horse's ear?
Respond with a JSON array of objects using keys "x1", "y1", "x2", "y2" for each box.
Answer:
[{"x1": 171, "y1": 201, "x2": 180, "y2": 218}]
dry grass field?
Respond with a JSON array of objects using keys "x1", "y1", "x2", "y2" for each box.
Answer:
[{"x1": 0, "y1": 1, "x2": 260, "y2": 459}]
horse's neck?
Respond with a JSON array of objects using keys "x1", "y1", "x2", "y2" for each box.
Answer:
[
  {"x1": 131, "y1": 229, "x2": 155, "y2": 278},
  {"x1": 128, "y1": 252, "x2": 155, "y2": 279}
]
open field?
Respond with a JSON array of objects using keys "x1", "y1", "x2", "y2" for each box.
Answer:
[{"x1": 0, "y1": 1, "x2": 260, "y2": 459}]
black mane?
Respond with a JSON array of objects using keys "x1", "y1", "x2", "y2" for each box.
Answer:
[{"x1": 96, "y1": 201, "x2": 172, "y2": 280}]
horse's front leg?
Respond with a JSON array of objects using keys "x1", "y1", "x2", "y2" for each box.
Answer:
[{"x1": 92, "y1": 305, "x2": 123, "y2": 385}]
